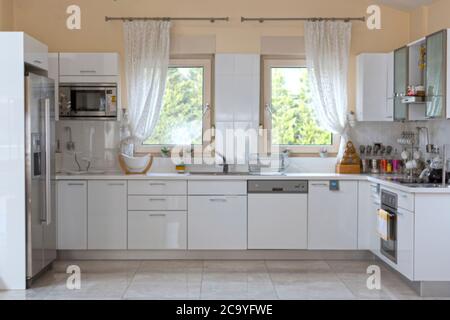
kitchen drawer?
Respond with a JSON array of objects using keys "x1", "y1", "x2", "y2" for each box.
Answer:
[
  {"x1": 128, "y1": 211, "x2": 187, "y2": 250},
  {"x1": 128, "y1": 196, "x2": 187, "y2": 211},
  {"x1": 383, "y1": 187, "x2": 414, "y2": 212},
  {"x1": 128, "y1": 180, "x2": 187, "y2": 195},
  {"x1": 188, "y1": 180, "x2": 247, "y2": 195}
]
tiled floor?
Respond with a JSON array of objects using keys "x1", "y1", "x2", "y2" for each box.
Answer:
[{"x1": 0, "y1": 259, "x2": 443, "y2": 300}]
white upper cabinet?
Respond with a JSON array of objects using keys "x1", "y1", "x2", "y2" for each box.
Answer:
[
  {"x1": 215, "y1": 54, "x2": 260, "y2": 124},
  {"x1": 59, "y1": 53, "x2": 119, "y2": 76},
  {"x1": 24, "y1": 34, "x2": 49, "y2": 71},
  {"x1": 356, "y1": 53, "x2": 393, "y2": 121}
]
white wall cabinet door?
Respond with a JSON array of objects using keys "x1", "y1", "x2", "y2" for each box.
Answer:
[
  {"x1": 128, "y1": 211, "x2": 187, "y2": 250},
  {"x1": 24, "y1": 34, "x2": 48, "y2": 71},
  {"x1": 88, "y1": 181, "x2": 127, "y2": 250},
  {"x1": 59, "y1": 53, "x2": 119, "y2": 76},
  {"x1": 356, "y1": 53, "x2": 393, "y2": 122},
  {"x1": 396, "y1": 208, "x2": 414, "y2": 280},
  {"x1": 188, "y1": 196, "x2": 247, "y2": 250},
  {"x1": 57, "y1": 181, "x2": 87, "y2": 250},
  {"x1": 308, "y1": 181, "x2": 358, "y2": 250},
  {"x1": 248, "y1": 194, "x2": 307, "y2": 249}
]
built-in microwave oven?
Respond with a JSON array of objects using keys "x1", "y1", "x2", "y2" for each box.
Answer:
[{"x1": 59, "y1": 83, "x2": 118, "y2": 120}]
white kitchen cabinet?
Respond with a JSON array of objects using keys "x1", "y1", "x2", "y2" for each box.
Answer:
[
  {"x1": 356, "y1": 53, "x2": 393, "y2": 122},
  {"x1": 57, "y1": 181, "x2": 87, "y2": 250},
  {"x1": 357, "y1": 181, "x2": 371, "y2": 250},
  {"x1": 308, "y1": 181, "x2": 358, "y2": 250},
  {"x1": 24, "y1": 34, "x2": 48, "y2": 71},
  {"x1": 188, "y1": 196, "x2": 247, "y2": 250},
  {"x1": 88, "y1": 181, "x2": 127, "y2": 250},
  {"x1": 248, "y1": 194, "x2": 307, "y2": 249},
  {"x1": 128, "y1": 211, "x2": 187, "y2": 250},
  {"x1": 59, "y1": 53, "x2": 119, "y2": 76},
  {"x1": 414, "y1": 195, "x2": 450, "y2": 281},
  {"x1": 188, "y1": 180, "x2": 247, "y2": 195},
  {"x1": 396, "y1": 207, "x2": 414, "y2": 280}
]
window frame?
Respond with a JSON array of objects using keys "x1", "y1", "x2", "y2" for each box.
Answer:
[
  {"x1": 136, "y1": 55, "x2": 213, "y2": 154},
  {"x1": 261, "y1": 56, "x2": 340, "y2": 156}
]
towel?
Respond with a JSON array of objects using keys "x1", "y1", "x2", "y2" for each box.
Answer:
[{"x1": 377, "y1": 209, "x2": 390, "y2": 241}]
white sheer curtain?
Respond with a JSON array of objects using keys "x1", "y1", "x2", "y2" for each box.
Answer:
[
  {"x1": 123, "y1": 20, "x2": 171, "y2": 144},
  {"x1": 304, "y1": 21, "x2": 352, "y2": 158}
]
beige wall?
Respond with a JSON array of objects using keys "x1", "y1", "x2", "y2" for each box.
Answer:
[
  {"x1": 0, "y1": 0, "x2": 13, "y2": 31},
  {"x1": 410, "y1": 0, "x2": 450, "y2": 42},
  {"x1": 11, "y1": 0, "x2": 411, "y2": 111}
]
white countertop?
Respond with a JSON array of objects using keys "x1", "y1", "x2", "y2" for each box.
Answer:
[{"x1": 55, "y1": 171, "x2": 450, "y2": 194}]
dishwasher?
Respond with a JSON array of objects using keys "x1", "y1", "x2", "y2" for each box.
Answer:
[{"x1": 247, "y1": 180, "x2": 308, "y2": 249}]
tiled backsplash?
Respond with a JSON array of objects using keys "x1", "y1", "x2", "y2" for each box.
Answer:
[
  {"x1": 56, "y1": 120, "x2": 121, "y2": 172},
  {"x1": 55, "y1": 118, "x2": 450, "y2": 174}
]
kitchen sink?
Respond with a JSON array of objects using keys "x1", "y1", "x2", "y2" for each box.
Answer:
[
  {"x1": 188, "y1": 172, "x2": 249, "y2": 176},
  {"x1": 402, "y1": 183, "x2": 450, "y2": 188}
]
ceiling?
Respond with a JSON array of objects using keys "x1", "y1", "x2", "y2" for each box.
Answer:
[{"x1": 376, "y1": 0, "x2": 435, "y2": 11}]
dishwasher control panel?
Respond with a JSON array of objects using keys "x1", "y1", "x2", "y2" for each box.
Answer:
[{"x1": 247, "y1": 180, "x2": 308, "y2": 193}]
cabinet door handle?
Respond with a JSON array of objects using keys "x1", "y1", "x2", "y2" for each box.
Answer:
[
  {"x1": 209, "y1": 198, "x2": 227, "y2": 202},
  {"x1": 149, "y1": 214, "x2": 166, "y2": 217},
  {"x1": 68, "y1": 183, "x2": 85, "y2": 186},
  {"x1": 149, "y1": 183, "x2": 166, "y2": 186},
  {"x1": 80, "y1": 70, "x2": 97, "y2": 73},
  {"x1": 33, "y1": 60, "x2": 42, "y2": 64},
  {"x1": 148, "y1": 198, "x2": 166, "y2": 201},
  {"x1": 108, "y1": 183, "x2": 125, "y2": 186}
]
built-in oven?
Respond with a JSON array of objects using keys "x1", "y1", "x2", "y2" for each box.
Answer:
[
  {"x1": 59, "y1": 83, "x2": 117, "y2": 120},
  {"x1": 380, "y1": 190, "x2": 398, "y2": 264}
]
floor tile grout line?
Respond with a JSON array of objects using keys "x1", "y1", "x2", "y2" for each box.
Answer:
[
  {"x1": 120, "y1": 260, "x2": 142, "y2": 300},
  {"x1": 264, "y1": 260, "x2": 281, "y2": 300}
]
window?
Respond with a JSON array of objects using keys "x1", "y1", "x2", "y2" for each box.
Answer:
[
  {"x1": 262, "y1": 58, "x2": 340, "y2": 155},
  {"x1": 139, "y1": 57, "x2": 212, "y2": 152}
]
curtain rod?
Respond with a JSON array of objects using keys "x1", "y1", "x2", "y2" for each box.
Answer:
[
  {"x1": 105, "y1": 16, "x2": 229, "y2": 23},
  {"x1": 241, "y1": 16, "x2": 366, "y2": 23}
]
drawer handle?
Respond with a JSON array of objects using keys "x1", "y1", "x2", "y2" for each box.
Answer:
[
  {"x1": 80, "y1": 70, "x2": 97, "y2": 73},
  {"x1": 108, "y1": 183, "x2": 125, "y2": 186},
  {"x1": 149, "y1": 214, "x2": 166, "y2": 217},
  {"x1": 148, "y1": 198, "x2": 166, "y2": 201},
  {"x1": 149, "y1": 183, "x2": 166, "y2": 186},
  {"x1": 33, "y1": 60, "x2": 42, "y2": 64},
  {"x1": 67, "y1": 183, "x2": 85, "y2": 186},
  {"x1": 209, "y1": 198, "x2": 227, "y2": 202}
]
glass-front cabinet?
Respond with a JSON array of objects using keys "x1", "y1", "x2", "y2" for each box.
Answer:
[
  {"x1": 426, "y1": 30, "x2": 447, "y2": 118},
  {"x1": 394, "y1": 46, "x2": 409, "y2": 121}
]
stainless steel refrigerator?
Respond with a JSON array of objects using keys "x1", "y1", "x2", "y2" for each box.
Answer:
[{"x1": 25, "y1": 72, "x2": 57, "y2": 285}]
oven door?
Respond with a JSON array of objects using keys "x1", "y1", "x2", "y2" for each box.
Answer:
[{"x1": 380, "y1": 206, "x2": 397, "y2": 263}]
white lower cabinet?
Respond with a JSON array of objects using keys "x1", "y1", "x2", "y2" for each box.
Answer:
[
  {"x1": 188, "y1": 196, "x2": 247, "y2": 250},
  {"x1": 396, "y1": 208, "x2": 414, "y2": 280},
  {"x1": 88, "y1": 181, "x2": 127, "y2": 250},
  {"x1": 308, "y1": 181, "x2": 358, "y2": 250},
  {"x1": 248, "y1": 194, "x2": 307, "y2": 249},
  {"x1": 128, "y1": 211, "x2": 187, "y2": 250},
  {"x1": 57, "y1": 181, "x2": 87, "y2": 250}
]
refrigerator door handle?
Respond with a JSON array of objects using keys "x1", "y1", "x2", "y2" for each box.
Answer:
[{"x1": 44, "y1": 98, "x2": 52, "y2": 226}]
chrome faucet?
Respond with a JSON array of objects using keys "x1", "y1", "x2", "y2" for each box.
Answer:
[{"x1": 216, "y1": 151, "x2": 229, "y2": 174}]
